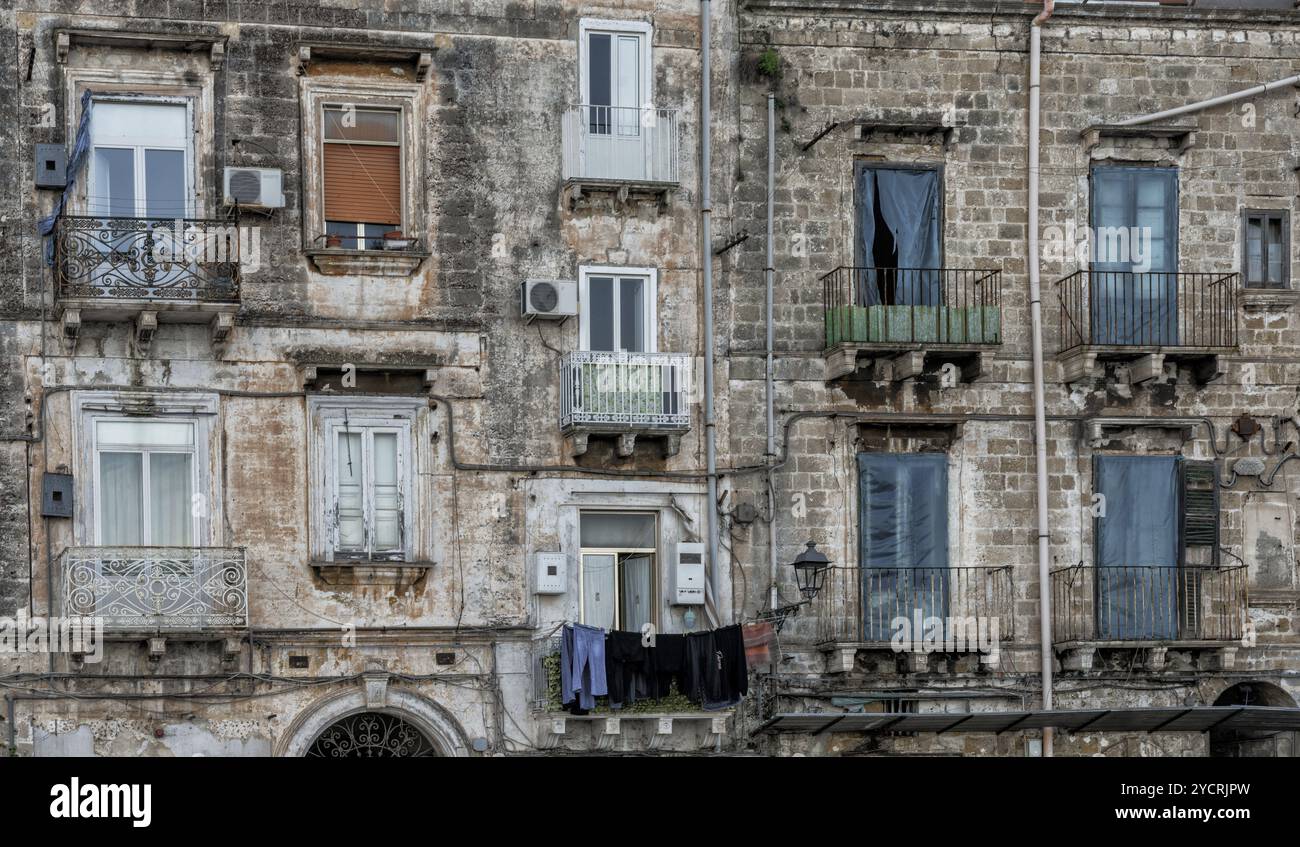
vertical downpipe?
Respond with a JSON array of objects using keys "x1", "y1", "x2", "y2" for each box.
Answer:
[
  {"x1": 766, "y1": 93, "x2": 778, "y2": 609},
  {"x1": 700, "y1": 0, "x2": 722, "y2": 620},
  {"x1": 1028, "y1": 4, "x2": 1055, "y2": 756}
]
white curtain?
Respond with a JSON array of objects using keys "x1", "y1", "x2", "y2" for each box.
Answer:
[
  {"x1": 100, "y1": 452, "x2": 143, "y2": 545},
  {"x1": 149, "y1": 453, "x2": 192, "y2": 546},
  {"x1": 582, "y1": 554, "x2": 617, "y2": 629}
]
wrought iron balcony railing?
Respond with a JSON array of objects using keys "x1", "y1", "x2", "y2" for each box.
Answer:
[
  {"x1": 810, "y1": 565, "x2": 1015, "y2": 645},
  {"x1": 562, "y1": 104, "x2": 680, "y2": 185},
  {"x1": 1050, "y1": 563, "x2": 1247, "y2": 643},
  {"x1": 54, "y1": 216, "x2": 242, "y2": 303},
  {"x1": 559, "y1": 350, "x2": 692, "y2": 431},
  {"x1": 62, "y1": 547, "x2": 248, "y2": 630},
  {"x1": 1056, "y1": 270, "x2": 1238, "y2": 354},
  {"x1": 822, "y1": 267, "x2": 1002, "y2": 347}
]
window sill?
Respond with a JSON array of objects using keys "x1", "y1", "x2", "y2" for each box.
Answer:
[
  {"x1": 311, "y1": 559, "x2": 434, "y2": 589},
  {"x1": 306, "y1": 248, "x2": 429, "y2": 277},
  {"x1": 1240, "y1": 287, "x2": 1299, "y2": 312}
]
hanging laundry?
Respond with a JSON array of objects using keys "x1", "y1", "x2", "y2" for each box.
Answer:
[
  {"x1": 652, "y1": 632, "x2": 686, "y2": 699},
  {"x1": 560, "y1": 623, "x2": 608, "y2": 713},
  {"x1": 742, "y1": 621, "x2": 776, "y2": 670},
  {"x1": 681, "y1": 624, "x2": 747, "y2": 710},
  {"x1": 604, "y1": 630, "x2": 654, "y2": 709}
]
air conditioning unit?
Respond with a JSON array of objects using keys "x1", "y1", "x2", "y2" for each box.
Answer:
[
  {"x1": 520, "y1": 279, "x2": 578, "y2": 320},
  {"x1": 223, "y1": 166, "x2": 285, "y2": 209}
]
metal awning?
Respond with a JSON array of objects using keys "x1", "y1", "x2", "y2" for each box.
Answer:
[{"x1": 755, "y1": 706, "x2": 1300, "y2": 736}]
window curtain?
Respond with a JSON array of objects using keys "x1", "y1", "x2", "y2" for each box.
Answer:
[
  {"x1": 149, "y1": 453, "x2": 192, "y2": 547},
  {"x1": 582, "y1": 553, "x2": 617, "y2": 630},
  {"x1": 619, "y1": 554, "x2": 653, "y2": 631},
  {"x1": 99, "y1": 452, "x2": 144, "y2": 545},
  {"x1": 855, "y1": 168, "x2": 942, "y2": 306},
  {"x1": 1090, "y1": 167, "x2": 1178, "y2": 345},
  {"x1": 857, "y1": 453, "x2": 949, "y2": 640},
  {"x1": 1094, "y1": 455, "x2": 1179, "y2": 640}
]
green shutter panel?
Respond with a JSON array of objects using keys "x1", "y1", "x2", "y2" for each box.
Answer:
[{"x1": 1180, "y1": 460, "x2": 1220, "y2": 552}]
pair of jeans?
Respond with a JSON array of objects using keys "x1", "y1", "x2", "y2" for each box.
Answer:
[{"x1": 561, "y1": 623, "x2": 608, "y2": 711}]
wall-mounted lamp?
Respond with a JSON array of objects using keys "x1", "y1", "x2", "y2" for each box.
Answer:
[{"x1": 790, "y1": 540, "x2": 830, "y2": 600}]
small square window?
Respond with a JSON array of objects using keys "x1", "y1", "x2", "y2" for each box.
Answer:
[{"x1": 1242, "y1": 209, "x2": 1290, "y2": 289}]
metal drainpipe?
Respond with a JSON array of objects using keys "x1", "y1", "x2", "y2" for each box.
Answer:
[
  {"x1": 766, "y1": 92, "x2": 778, "y2": 609},
  {"x1": 1116, "y1": 74, "x2": 1300, "y2": 127},
  {"x1": 1029, "y1": 0, "x2": 1055, "y2": 757},
  {"x1": 700, "y1": 0, "x2": 721, "y2": 619}
]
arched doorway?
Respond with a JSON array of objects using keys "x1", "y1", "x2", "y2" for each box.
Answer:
[
  {"x1": 278, "y1": 688, "x2": 471, "y2": 757},
  {"x1": 307, "y1": 711, "x2": 439, "y2": 757},
  {"x1": 1210, "y1": 681, "x2": 1298, "y2": 758}
]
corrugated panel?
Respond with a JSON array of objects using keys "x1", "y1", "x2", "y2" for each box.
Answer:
[{"x1": 323, "y1": 143, "x2": 401, "y2": 226}]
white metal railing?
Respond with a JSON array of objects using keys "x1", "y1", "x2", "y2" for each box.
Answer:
[
  {"x1": 62, "y1": 547, "x2": 248, "y2": 630},
  {"x1": 559, "y1": 351, "x2": 692, "y2": 430},
  {"x1": 562, "y1": 104, "x2": 680, "y2": 185}
]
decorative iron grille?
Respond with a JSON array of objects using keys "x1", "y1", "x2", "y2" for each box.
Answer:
[
  {"x1": 62, "y1": 547, "x2": 248, "y2": 629},
  {"x1": 306, "y1": 712, "x2": 438, "y2": 757},
  {"x1": 55, "y1": 216, "x2": 241, "y2": 302}
]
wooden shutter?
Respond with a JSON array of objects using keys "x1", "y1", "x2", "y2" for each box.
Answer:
[
  {"x1": 1179, "y1": 459, "x2": 1220, "y2": 637},
  {"x1": 323, "y1": 144, "x2": 401, "y2": 226}
]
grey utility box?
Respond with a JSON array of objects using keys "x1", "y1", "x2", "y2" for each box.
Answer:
[
  {"x1": 34, "y1": 144, "x2": 67, "y2": 189},
  {"x1": 41, "y1": 473, "x2": 73, "y2": 518}
]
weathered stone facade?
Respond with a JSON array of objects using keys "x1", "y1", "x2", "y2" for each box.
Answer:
[{"x1": 0, "y1": 0, "x2": 1297, "y2": 756}]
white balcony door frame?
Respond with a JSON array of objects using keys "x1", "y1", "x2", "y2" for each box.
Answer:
[
  {"x1": 87, "y1": 95, "x2": 195, "y2": 220},
  {"x1": 578, "y1": 265, "x2": 658, "y2": 353},
  {"x1": 578, "y1": 19, "x2": 653, "y2": 181}
]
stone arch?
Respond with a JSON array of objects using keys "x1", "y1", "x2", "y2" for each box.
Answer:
[
  {"x1": 278, "y1": 687, "x2": 471, "y2": 758},
  {"x1": 1208, "y1": 680, "x2": 1297, "y2": 758}
]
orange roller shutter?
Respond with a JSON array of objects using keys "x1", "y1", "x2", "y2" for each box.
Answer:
[{"x1": 323, "y1": 143, "x2": 402, "y2": 226}]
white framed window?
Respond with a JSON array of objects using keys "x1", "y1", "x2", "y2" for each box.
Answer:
[
  {"x1": 308, "y1": 397, "x2": 421, "y2": 563},
  {"x1": 73, "y1": 392, "x2": 221, "y2": 548},
  {"x1": 579, "y1": 511, "x2": 658, "y2": 631},
  {"x1": 579, "y1": 265, "x2": 657, "y2": 352},
  {"x1": 578, "y1": 19, "x2": 652, "y2": 132},
  {"x1": 88, "y1": 97, "x2": 194, "y2": 220}
]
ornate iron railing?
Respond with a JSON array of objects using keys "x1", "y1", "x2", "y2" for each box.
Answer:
[
  {"x1": 54, "y1": 216, "x2": 241, "y2": 302},
  {"x1": 562, "y1": 104, "x2": 680, "y2": 184},
  {"x1": 62, "y1": 547, "x2": 248, "y2": 630},
  {"x1": 1050, "y1": 563, "x2": 1247, "y2": 643},
  {"x1": 1056, "y1": 270, "x2": 1238, "y2": 354},
  {"x1": 810, "y1": 565, "x2": 1014, "y2": 645},
  {"x1": 822, "y1": 267, "x2": 1003, "y2": 347},
  {"x1": 559, "y1": 350, "x2": 692, "y2": 431}
]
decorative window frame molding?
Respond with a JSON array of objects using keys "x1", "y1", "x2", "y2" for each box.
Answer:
[
  {"x1": 299, "y1": 78, "x2": 428, "y2": 276},
  {"x1": 306, "y1": 396, "x2": 428, "y2": 567},
  {"x1": 63, "y1": 67, "x2": 215, "y2": 218},
  {"x1": 70, "y1": 391, "x2": 223, "y2": 547}
]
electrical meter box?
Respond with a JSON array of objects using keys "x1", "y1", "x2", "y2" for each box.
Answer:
[
  {"x1": 673, "y1": 542, "x2": 706, "y2": 605},
  {"x1": 535, "y1": 552, "x2": 567, "y2": 594}
]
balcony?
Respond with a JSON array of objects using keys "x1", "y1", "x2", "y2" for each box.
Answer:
[
  {"x1": 1056, "y1": 270, "x2": 1238, "y2": 384},
  {"x1": 1051, "y1": 564, "x2": 1248, "y2": 671},
  {"x1": 809, "y1": 565, "x2": 1015, "y2": 673},
  {"x1": 54, "y1": 216, "x2": 242, "y2": 349},
  {"x1": 61, "y1": 547, "x2": 248, "y2": 633},
  {"x1": 561, "y1": 104, "x2": 680, "y2": 199},
  {"x1": 822, "y1": 267, "x2": 1003, "y2": 381},
  {"x1": 559, "y1": 350, "x2": 692, "y2": 458}
]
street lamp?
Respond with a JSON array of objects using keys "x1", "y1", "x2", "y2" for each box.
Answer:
[{"x1": 790, "y1": 539, "x2": 830, "y2": 600}]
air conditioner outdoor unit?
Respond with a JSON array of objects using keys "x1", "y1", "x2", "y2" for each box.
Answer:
[
  {"x1": 223, "y1": 166, "x2": 285, "y2": 209},
  {"x1": 520, "y1": 279, "x2": 578, "y2": 320}
]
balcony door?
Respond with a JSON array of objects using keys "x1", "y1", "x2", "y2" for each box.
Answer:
[
  {"x1": 93, "y1": 419, "x2": 197, "y2": 548},
  {"x1": 1089, "y1": 166, "x2": 1178, "y2": 345},
  {"x1": 88, "y1": 100, "x2": 192, "y2": 220},
  {"x1": 1093, "y1": 456, "x2": 1179, "y2": 640},
  {"x1": 853, "y1": 164, "x2": 942, "y2": 306},
  {"x1": 857, "y1": 453, "x2": 949, "y2": 641},
  {"x1": 580, "y1": 269, "x2": 655, "y2": 353},
  {"x1": 580, "y1": 22, "x2": 651, "y2": 181}
]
